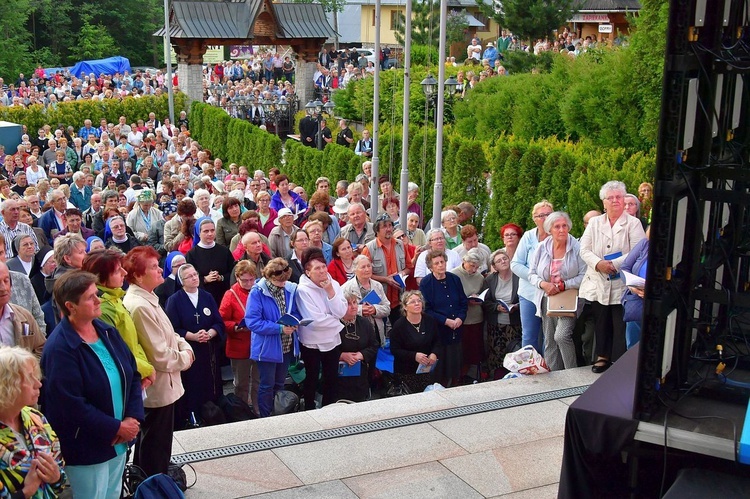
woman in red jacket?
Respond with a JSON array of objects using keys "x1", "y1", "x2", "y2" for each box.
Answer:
[
  {"x1": 328, "y1": 237, "x2": 355, "y2": 285},
  {"x1": 219, "y1": 260, "x2": 260, "y2": 415}
]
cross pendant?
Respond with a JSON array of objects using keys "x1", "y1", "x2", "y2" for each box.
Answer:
[{"x1": 195, "y1": 312, "x2": 201, "y2": 324}]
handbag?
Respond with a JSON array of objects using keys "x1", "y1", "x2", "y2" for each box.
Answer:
[{"x1": 546, "y1": 288, "x2": 579, "y2": 317}]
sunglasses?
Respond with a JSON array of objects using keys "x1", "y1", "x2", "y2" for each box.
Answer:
[{"x1": 271, "y1": 266, "x2": 290, "y2": 277}]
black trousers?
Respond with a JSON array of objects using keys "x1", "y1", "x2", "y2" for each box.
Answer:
[
  {"x1": 300, "y1": 344, "x2": 341, "y2": 410},
  {"x1": 591, "y1": 302, "x2": 626, "y2": 362},
  {"x1": 134, "y1": 403, "x2": 175, "y2": 477}
]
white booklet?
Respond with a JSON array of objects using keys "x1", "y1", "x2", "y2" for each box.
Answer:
[{"x1": 621, "y1": 270, "x2": 646, "y2": 289}]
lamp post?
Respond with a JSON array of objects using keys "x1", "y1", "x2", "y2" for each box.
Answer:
[
  {"x1": 420, "y1": 74, "x2": 458, "y2": 125},
  {"x1": 307, "y1": 99, "x2": 335, "y2": 149},
  {"x1": 261, "y1": 96, "x2": 290, "y2": 136}
]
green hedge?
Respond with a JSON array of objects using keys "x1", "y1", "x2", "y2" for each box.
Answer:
[
  {"x1": 0, "y1": 94, "x2": 189, "y2": 133},
  {"x1": 189, "y1": 102, "x2": 283, "y2": 171}
]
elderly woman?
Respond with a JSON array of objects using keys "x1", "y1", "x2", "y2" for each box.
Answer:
[
  {"x1": 450, "y1": 248, "x2": 486, "y2": 380},
  {"x1": 419, "y1": 249, "x2": 468, "y2": 387},
  {"x1": 500, "y1": 223, "x2": 523, "y2": 261},
  {"x1": 390, "y1": 291, "x2": 439, "y2": 392},
  {"x1": 245, "y1": 258, "x2": 300, "y2": 417},
  {"x1": 166, "y1": 264, "x2": 224, "y2": 428},
  {"x1": 483, "y1": 249, "x2": 521, "y2": 379},
  {"x1": 527, "y1": 212, "x2": 586, "y2": 371},
  {"x1": 122, "y1": 246, "x2": 194, "y2": 477},
  {"x1": 83, "y1": 248, "x2": 156, "y2": 388},
  {"x1": 7, "y1": 234, "x2": 38, "y2": 277},
  {"x1": 41, "y1": 271, "x2": 143, "y2": 497},
  {"x1": 638, "y1": 182, "x2": 653, "y2": 222},
  {"x1": 383, "y1": 197, "x2": 400, "y2": 227},
  {"x1": 0, "y1": 346, "x2": 66, "y2": 498},
  {"x1": 254, "y1": 190, "x2": 277, "y2": 237},
  {"x1": 405, "y1": 212, "x2": 426, "y2": 248},
  {"x1": 155, "y1": 251, "x2": 186, "y2": 308},
  {"x1": 580, "y1": 181, "x2": 646, "y2": 373},
  {"x1": 308, "y1": 211, "x2": 340, "y2": 245},
  {"x1": 216, "y1": 197, "x2": 242, "y2": 247},
  {"x1": 624, "y1": 193, "x2": 647, "y2": 230},
  {"x1": 287, "y1": 229, "x2": 309, "y2": 283},
  {"x1": 337, "y1": 289, "x2": 380, "y2": 402},
  {"x1": 305, "y1": 220, "x2": 332, "y2": 263},
  {"x1": 220, "y1": 260, "x2": 260, "y2": 415},
  {"x1": 125, "y1": 189, "x2": 163, "y2": 243},
  {"x1": 341, "y1": 255, "x2": 391, "y2": 345},
  {"x1": 328, "y1": 237, "x2": 355, "y2": 285},
  {"x1": 441, "y1": 209, "x2": 461, "y2": 249},
  {"x1": 296, "y1": 248, "x2": 348, "y2": 410},
  {"x1": 511, "y1": 200, "x2": 553, "y2": 354},
  {"x1": 186, "y1": 217, "x2": 236, "y2": 305},
  {"x1": 104, "y1": 215, "x2": 140, "y2": 253}
]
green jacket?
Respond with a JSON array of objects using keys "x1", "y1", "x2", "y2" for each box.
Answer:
[{"x1": 97, "y1": 285, "x2": 155, "y2": 379}]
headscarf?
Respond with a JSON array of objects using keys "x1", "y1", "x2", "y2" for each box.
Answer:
[
  {"x1": 86, "y1": 235, "x2": 105, "y2": 252},
  {"x1": 103, "y1": 218, "x2": 114, "y2": 241},
  {"x1": 193, "y1": 216, "x2": 214, "y2": 247},
  {"x1": 12, "y1": 234, "x2": 32, "y2": 256},
  {"x1": 163, "y1": 251, "x2": 186, "y2": 278}
]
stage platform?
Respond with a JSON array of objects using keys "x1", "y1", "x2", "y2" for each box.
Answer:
[{"x1": 170, "y1": 367, "x2": 599, "y2": 498}]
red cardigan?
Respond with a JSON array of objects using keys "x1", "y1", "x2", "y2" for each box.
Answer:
[
  {"x1": 328, "y1": 258, "x2": 349, "y2": 285},
  {"x1": 219, "y1": 282, "x2": 251, "y2": 359}
]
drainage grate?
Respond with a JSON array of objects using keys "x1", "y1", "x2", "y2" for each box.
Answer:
[{"x1": 171, "y1": 385, "x2": 588, "y2": 465}]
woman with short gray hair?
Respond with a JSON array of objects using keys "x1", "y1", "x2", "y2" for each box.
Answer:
[
  {"x1": 450, "y1": 248, "x2": 486, "y2": 380},
  {"x1": 528, "y1": 212, "x2": 586, "y2": 370},
  {"x1": 341, "y1": 254, "x2": 390, "y2": 344},
  {"x1": 580, "y1": 181, "x2": 645, "y2": 373}
]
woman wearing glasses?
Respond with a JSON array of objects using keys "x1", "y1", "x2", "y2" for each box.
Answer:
[
  {"x1": 511, "y1": 200, "x2": 553, "y2": 354},
  {"x1": 390, "y1": 291, "x2": 439, "y2": 392},
  {"x1": 579, "y1": 181, "x2": 645, "y2": 373},
  {"x1": 245, "y1": 258, "x2": 300, "y2": 417}
]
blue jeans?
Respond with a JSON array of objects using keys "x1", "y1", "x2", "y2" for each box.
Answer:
[
  {"x1": 519, "y1": 296, "x2": 544, "y2": 354},
  {"x1": 626, "y1": 321, "x2": 642, "y2": 349},
  {"x1": 257, "y1": 352, "x2": 293, "y2": 417}
]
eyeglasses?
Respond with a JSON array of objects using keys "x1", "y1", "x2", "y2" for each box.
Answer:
[
  {"x1": 395, "y1": 234, "x2": 405, "y2": 239},
  {"x1": 533, "y1": 213, "x2": 551, "y2": 219},
  {"x1": 271, "y1": 266, "x2": 290, "y2": 277},
  {"x1": 503, "y1": 232, "x2": 518, "y2": 237},
  {"x1": 604, "y1": 195, "x2": 624, "y2": 202}
]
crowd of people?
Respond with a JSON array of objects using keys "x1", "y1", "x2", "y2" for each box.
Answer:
[{"x1": 0, "y1": 90, "x2": 656, "y2": 494}]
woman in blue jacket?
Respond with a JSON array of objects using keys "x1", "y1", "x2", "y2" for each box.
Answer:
[
  {"x1": 40, "y1": 271, "x2": 143, "y2": 499},
  {"x1": 620, "y1": 227, "x2": 650, "y2": 349},
  {"x1": 245, "y1": 257, "x2": 300, "y2": 417}
]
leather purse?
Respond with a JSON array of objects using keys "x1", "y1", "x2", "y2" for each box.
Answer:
[{"x1": 546, "y1": 289, "x2": 579, "y2": 317}]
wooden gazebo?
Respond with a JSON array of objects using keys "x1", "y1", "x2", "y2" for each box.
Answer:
[{"x1": 156, "y1": 0, "x2": 337, "y2": 102}]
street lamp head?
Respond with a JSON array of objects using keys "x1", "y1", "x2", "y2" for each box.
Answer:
[
  {"x1": 305, "y1": 100, "x2": 317, "y2": 116},
  {"x1": 323, "y1": 100, "x2": 336, "y2": 115},
  {"x1": 261, "y1": 98, "x2": 274, "y2": 113},
  {"x1": 312, "y1": 99, "x2": 324, "y2": 114},
  {"x1": 278, "y1": 96, "x2": 289, "y2": 112},
  {"x1": 421, "y1": 74, "x2": 437, "y2": 98},
  {"x1": 444, "y1": 76, "x2": 459, "y2": 96}
]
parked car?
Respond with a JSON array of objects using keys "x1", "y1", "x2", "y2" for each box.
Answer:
[{"x1": 348, "y1": 48, "x2": 398, "y2": 69}]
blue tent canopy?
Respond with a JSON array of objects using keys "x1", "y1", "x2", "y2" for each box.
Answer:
[{"x1": 69, "y1": 56, "x2": 132, "y2": 78}]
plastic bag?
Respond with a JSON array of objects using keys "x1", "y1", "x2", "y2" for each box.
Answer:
[{"x1": 503, "y1": 345, "x2": 550, "y2": 375}]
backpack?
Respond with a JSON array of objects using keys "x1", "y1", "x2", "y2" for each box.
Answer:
[
  {"x1": 274, "y1": 390, "x2": 301, "y2": 415},
  {"x1": 200, "y1": 400, "x2": 226, "y2": 426},
  {"x1": 134, "y1": 473, "x2": 185, "y2": 499},
  {"x1": 219, "y1": 393, "x2": 257, "y2": 422}
]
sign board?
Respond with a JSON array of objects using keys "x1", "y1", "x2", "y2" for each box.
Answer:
[
  {"x1": 230, "y1": 45, "x2": 255, "y2": 59},
  {"x1": 168, "y1": 46, "x2": 225, "y2": 64},
  {"x1": 569, "y1": 14, "x2": 610, "y2": 23},
  {"x1": 598, "y1": 24, "x2": 613, "y2": 33}
]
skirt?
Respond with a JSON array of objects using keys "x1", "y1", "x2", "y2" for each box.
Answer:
[
  {"x1": 486, "y1": 322, "x2": 522, "y2": 372},
  {"x1": 434, "y1": 341, "x2": 462, "y2": 386},
  {"x1": 462, "y1": 322, "x2": 485, "y2": 365}
]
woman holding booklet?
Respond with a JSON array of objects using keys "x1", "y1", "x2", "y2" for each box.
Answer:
[
  {"x1": 483, "y1": 249, "x2": 521, "y2": 379},
  {"x1": 245, "y1": 258, "x2": 301, "y2": 417},
  {"x1": 337, "y1": 290, "x2": 380, "y2": 402},
  {"x1": 341, "y1": 255, "x2": 391, "y2": 345},
  {"x1": 579, "y1": 181, "x2": 646, "y2": 373},
  {"x1": 620, "y1": 226, "x2": 650, "y2": 350},
  {"x1": 527, "y1": 212, "x2": 586, "y2": 371}
]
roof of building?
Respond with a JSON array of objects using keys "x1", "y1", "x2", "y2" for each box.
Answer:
[
  {"x1": 578, "y1": 0, "x2": 641, "y2": 11},
  {"x1": 156, "y1": 0, "x2": 337, "y2": 40}
]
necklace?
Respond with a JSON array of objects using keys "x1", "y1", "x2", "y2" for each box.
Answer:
[
  {"x1": 341, "y1": 319, "x2": 359, "y2": 340},
  {"x1": 407, "y1": 316, "x2": 423, "y2": 334}
]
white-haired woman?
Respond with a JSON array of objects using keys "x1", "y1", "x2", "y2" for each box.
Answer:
[
  {"x1": 527, "y1": 212, "x2": 586, "y2": 370},
  {"x1": 580, "y1": 181, "x2": 645, "y2": 373},
  {"x1": 450, "y1": 248, "x2": 486, "y2": 380},
  {"x1": 440, "y1": 209, "x2": 461, "y2": 249},
  {"x1": 405, "y1": 212, "x2": 426, "y2": 248},
  {"x1": 341, "y1": 255, "x2": 391, "y2": 345}
]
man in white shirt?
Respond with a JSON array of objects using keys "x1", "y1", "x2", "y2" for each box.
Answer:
[{"x1": 0, "y1": 200, "x2": 40, "y2": 259}]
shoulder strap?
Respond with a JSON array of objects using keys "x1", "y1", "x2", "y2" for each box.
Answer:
[{"x1": 229, "y1": 288, "x2": 245, "y2": 310}]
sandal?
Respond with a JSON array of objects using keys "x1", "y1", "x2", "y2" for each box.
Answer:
[{"x1": 591, "y1": 359, "x2": 612, "y2": 374}]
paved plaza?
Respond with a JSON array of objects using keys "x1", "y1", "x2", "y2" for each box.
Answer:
[{"x1": 173, "y1": 367, "x2": 599, "y2": 498}]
